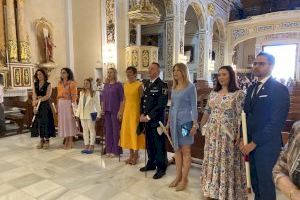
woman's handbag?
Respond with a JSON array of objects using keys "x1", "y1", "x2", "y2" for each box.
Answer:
[{"x1": 181, "y1": 121, "x2": 193, "y2": 137}]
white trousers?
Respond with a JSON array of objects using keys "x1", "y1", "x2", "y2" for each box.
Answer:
[{"x1": 80, "y1": 119, "x2": 96, "y2": 145}]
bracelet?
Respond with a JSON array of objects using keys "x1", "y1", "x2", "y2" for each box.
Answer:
[{"x1": 289, "y1": 188, "x2": 297, "y2": 200}]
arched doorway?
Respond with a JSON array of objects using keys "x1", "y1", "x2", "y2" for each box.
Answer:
[
  {"x1": 212, "y1": 18, "x2": 226, "y2": 71},
  {"x1": 184, "y1": 1, "x2": 206, "y2": 81}
]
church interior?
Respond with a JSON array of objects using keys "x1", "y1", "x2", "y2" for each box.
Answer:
[{"x1": 0, "y1": 0, "x2": 299, "y2": 199}]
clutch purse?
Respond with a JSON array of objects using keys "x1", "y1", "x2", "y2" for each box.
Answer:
[
  {"x1": 181, "y1": 121, "x2": 193, "y2": 137},
  {"x1": 90, "y1": 112, "x2": 97, "y2": 121}
]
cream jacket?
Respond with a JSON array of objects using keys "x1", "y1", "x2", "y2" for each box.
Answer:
[{"x1": 76, "y1": 91, "x2": 101, "y2": 119}]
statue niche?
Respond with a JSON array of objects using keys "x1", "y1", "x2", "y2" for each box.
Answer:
[{"x1": 34, "y1": 17, "x2": 56, "y2": 69}]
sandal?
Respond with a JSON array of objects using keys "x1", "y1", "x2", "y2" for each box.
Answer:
[
  {"x1": 36, "y1": 140, "x2": 44, "y2": 149},
  {"x1": 43, "y1": 140, "x2": 50, "y2": 149}
]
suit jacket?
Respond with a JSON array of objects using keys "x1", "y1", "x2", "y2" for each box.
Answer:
[
  {"x1": 141, "y1": 78, "x2": 168, "y2": 128},
  {"x1": 244, "y1": 77, "x2": 290, "y2": 153},
  {"x1": 76, "y1": 91, "x2": 101, "y2": 120}
]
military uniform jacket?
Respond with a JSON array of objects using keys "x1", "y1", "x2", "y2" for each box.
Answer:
[{"x1": 141, "y1": 78, "x2": 168, "y2": 128}]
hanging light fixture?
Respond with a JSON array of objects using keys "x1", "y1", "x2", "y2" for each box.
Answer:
[{"x1": 128, "y1": 0, "x2": 161, "y2": 25}]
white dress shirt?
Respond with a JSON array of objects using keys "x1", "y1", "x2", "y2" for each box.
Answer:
[
  {"x1": 257, "y1": 75, "x2": 271, "y2": 94},
  {"x1": 252, "y1": 75, "x2": 271, "y2": 98}
]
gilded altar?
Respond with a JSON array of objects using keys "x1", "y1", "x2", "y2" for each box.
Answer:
[
  {"x1": 0, "y1": 0, "x2": 33, "y2": 89},
  {"x1": 125, "y1": 45, "x2": 158, "y2": 72}
]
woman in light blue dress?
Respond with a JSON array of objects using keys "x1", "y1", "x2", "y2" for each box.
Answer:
[{"x1": 167, "y1": 63, "x2": 198, "y2": 191}]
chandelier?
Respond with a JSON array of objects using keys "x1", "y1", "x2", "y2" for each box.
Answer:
[{"x1": 128, "y1": 0, "x2": 161, "y2": 25}]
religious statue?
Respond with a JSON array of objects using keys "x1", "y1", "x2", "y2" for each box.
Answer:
[
  {"x1": 34, "y1": 17, "x2": 56, "y2": 66},
  {"x1": 45, "y1": 34, "x2": 56, "y2": 62}
]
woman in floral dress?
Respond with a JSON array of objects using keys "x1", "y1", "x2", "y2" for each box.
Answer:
[{"x1": 200, "y1": 65, "x2": 247, "y2": 200}]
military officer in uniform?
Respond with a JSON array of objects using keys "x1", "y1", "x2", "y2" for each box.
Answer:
[{"x1": 139, "y1": 62, "x2": 168, "y2": 179}]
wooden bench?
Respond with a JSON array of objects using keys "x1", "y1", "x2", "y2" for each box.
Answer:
[{"x1": 5, "y1": 110, "x2": 25, "y2": 134}]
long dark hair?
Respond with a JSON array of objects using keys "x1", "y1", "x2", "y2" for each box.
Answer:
[
  {"x1": 214, "y1": 65, "x2": 239, "y2": 93},
  {"x1": 34, "y1": 69, "x2": 48, "y2": 82},
  {"x1": 61, "y1": 68, "x2": 74, "y2": 81}
]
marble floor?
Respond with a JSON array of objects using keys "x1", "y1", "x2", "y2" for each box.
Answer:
[{"x1": 0, "y1": 133, "x2": 288, "y2": 200}]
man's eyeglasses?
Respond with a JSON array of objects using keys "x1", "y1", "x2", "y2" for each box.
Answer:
[{"x1": 253, "y1": 62, "x2": 268, "y2": 67}]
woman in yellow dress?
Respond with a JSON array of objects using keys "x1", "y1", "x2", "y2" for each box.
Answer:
[{"x1": 119, "y1": 67, "x2": 145, "y2": 165}]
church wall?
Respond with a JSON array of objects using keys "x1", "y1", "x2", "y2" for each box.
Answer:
[
  {"x1": 24, "y1": 0, "x2": 68, "y2": 85},
  {"x1": 72, "y1": 0, "x2": 102, "y2": 87}
]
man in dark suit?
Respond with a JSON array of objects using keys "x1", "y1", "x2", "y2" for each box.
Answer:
[
  {"x1": 139, "y1": 62, "x2": 168, "y2": 179},
  {"x1": 240, "y1": 52, "x2": 290, "y2": 200}
]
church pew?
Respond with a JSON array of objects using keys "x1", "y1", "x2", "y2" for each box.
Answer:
[{"x1": 3, "y1": 95, "x2": 33, "y2": 135}]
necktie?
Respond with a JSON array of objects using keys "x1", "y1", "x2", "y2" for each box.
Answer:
[{"x1": 252, "y1": 81, "x2": 262, "y2": 99}]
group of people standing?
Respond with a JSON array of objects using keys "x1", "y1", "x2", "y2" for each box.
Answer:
[{"x1": 30, "y1": 51, "x2": 299, "y2": 199}]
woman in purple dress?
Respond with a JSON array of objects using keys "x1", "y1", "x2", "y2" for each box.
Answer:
[{"x1": 101, "y1": 68, "x2": 124, "y2": 157}]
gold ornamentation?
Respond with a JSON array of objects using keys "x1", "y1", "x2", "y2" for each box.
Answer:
[
  {"x1": 208, "y1": 3, "x2": 215, "y2": 16},
  {"x1": 132, "y1": 50, "x2": 138, "y2": 67},
  {"x1": 8, "y1": 40, "x2": 18, "y2": 62},
  {"x1": 142, "y1": 50, "x2": 149, "y2": 68},
  {"x1": 19, "y1": 41, "x2": 31, "y2": 63},
  {"x1": 13, "y1": 67, "x2": 22, "y2": 87},
  {"x1": 22, "y1": 67, "x2": 31, "y2": 86},
  {"x1": 126, "y1": 45, "x2": 158, "y2": 71},
  {"x1": 129, "y1": 0, "x2": 161, "y2": 25}
]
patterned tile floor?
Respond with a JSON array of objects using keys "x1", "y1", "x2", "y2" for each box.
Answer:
[{"x1": 0, "y1": 133, "x2": 288, "y2": 200}]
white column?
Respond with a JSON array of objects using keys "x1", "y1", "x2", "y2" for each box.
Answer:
[
  {"x1": 65, "y1": 0, "x2": 74, "y2": 70},
  {"x1": 136, "y1": 24, "x2": 141, "y2": 46}
]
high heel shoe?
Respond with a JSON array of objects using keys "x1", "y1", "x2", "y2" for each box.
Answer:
[
  {"x1": 168, "y1": 178, "x2": 181, "y2": 188},
  {"x1": 175, "y1": 181, "x2": 187, "y2": 191}
]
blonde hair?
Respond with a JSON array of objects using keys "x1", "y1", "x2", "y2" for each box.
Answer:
[
  {"x1": 105, "y1": 67, "x2": 118, "y2": 83},
  {"x1": 83, "y1": 78, "x2": 95, "y2": 97},
  {"x1": 172, "y1": 63, "x2": 190, "y2": 89}
]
